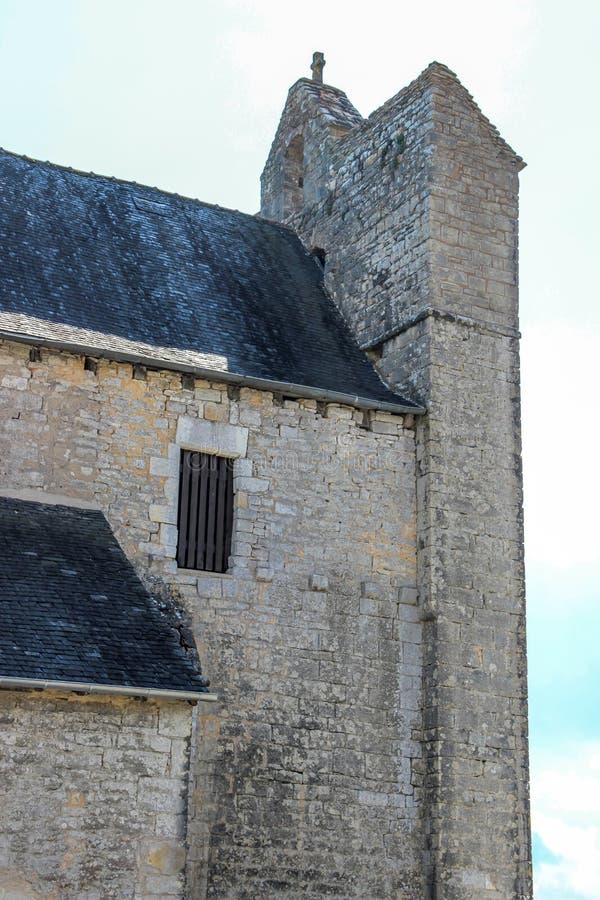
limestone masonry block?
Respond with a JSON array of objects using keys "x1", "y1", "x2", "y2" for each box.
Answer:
[
  {"x1": 361, "y1": 581, "x2": 386, "y2": 600},
  {"x1": 309, "y1": 574, "x2": 329, "y2": 592},
  {"x1": 398, "y1": 586, "x2": 418, "y2": 605},
  {"x1": 0, "y1": 691, "x2": 191, "y2": 898},
  {"x1": 256, "y1": 566, "x2": 274, "y2": 583},
  {"x1": 175, "y1": 416, "x2": 248, "y2": 458}
]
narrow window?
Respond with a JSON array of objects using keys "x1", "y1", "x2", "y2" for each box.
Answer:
[
  {"x1": 176, "y1": 450, "x2": 234, "y2": 573},
  {"x1": 311, "y1": 247, "x2": 326, "y2": 269},
  {"x1": 283, "y1": 134, "x2": 305, "y2": 213}
]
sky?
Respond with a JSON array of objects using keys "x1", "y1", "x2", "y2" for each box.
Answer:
[{"x1": 0, "y1": 0, "x2": 598, "y2": 894}]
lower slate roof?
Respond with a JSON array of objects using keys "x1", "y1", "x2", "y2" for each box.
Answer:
[
  {"x1": 0, "y1": 496, "x2": 210, "y2": 698},
  {"x1": 0, "y1": 149, "x2": 421, "y2": 413}
]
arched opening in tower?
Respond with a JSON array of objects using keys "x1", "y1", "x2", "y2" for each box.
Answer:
[{"x1": 283, "y1": 135, "x2": 305, "y2": 213}]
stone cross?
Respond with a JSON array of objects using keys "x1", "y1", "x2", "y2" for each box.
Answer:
[{"x1": 311, "y1": 52, "x2": 325, "y2": 84}]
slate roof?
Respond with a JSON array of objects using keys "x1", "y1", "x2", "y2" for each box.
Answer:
[
  {"x1": 291, "y1": 79, "x2": 364, "y2": 129},
  {"x1": 0, "y1": 149, "x2": 420, "y2": 413},
  {"x1": 0, "y1": 496, "x2": 211, "y2": 697}
]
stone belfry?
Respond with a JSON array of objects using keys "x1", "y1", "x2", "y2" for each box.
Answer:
[{"x1": 262, "y1": 56, "x2": 532, "y2": 899}]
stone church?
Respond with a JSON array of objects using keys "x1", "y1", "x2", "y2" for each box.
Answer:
[{"x1": 0, "y1": 55, "x2": 531, "y2": 898}]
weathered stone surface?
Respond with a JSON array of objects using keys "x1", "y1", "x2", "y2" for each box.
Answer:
[
  {"x1": 0, "y1": 337, "x2": 419, "y2": 897},
  {"x1": 175, "y1": 416, "x2": 248, "y2": 457},
  {"x1": 261, "y1": 60, "x2": 530, "y2": 899},
  {"x1": 0, "y1": 691, "x2": 191, "y2": 898},
  {"x1": 0, "y1": 58, "x2": 530, "y2": 900}
]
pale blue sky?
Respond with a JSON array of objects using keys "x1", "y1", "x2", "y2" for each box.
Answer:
[{"x1": 1, "y1": 1, "x2": 598, "y2": 894}]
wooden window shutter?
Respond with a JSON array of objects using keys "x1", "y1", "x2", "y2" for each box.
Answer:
[{"x1": 176, "y1": 450, "x2": 234, "y2": 572}]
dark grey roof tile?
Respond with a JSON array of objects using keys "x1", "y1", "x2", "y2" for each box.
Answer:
[
  {"x1": 0, "y1": 150, "x2": 419, "y2": 411},
  {"x1": 0, "y1": 496, "x2": 209, "y2": 695}
]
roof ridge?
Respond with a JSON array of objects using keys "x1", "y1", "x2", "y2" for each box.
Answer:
[
  {"x1": 367, "y1": 61, "x2": 524, "y2": 168},
  {"x1": 0, "y1": 145, "x2": 296, "y2": 233},
  {"x1": 288, "y1": 77, "x2": 358, "y2": 98},
  {"x1": 0, "y1": 141, "x2": 419, "y2": 412},
  {"x1": 424, "y1": 62, "x2": 525, "y2": 168}
]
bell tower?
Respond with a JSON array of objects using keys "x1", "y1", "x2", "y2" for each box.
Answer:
[
  {"x1": 261, "y1": 52, "x2": 363, "y2": 222},
  {"x1": 261, "y1": 56, "x2": 532, "y2": 899}
]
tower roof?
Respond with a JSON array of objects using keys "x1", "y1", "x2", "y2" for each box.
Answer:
[{"x1": 284, "y1": 77, "x2": 364, "y2": 130}]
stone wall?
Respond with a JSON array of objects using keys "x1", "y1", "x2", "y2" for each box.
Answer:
[
  {"x1": 0, "y1": 338, "x2": 420, "y2": 896},
  {"x1": 261, "y1": 61, "x2": 531, "y2": 898},
  {"x1": 390, "y1": 70, "x2": 530, "y2": 899},
  {"x1": 0, "y1": 690, "x2": 192, "y2": 898}
]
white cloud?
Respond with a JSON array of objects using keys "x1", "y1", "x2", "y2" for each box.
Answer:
[
  {"x1": 522, "y1": 321, "x2": 600, "y2": 570},
  {"x1": 532, "y1": 743, "x2": 600, "y2": 898}
]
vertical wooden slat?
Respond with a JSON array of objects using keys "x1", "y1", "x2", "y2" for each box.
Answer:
[
  {"x1": 196, "y1": 454, "x2": 209, "y2": 570},
  {"x1": 205, "y1": 455, "x2": 218, "y2": 571},
  {"x1": 176, "y1": 450, "x2": 190, "y2": 568},
  {"x1": 224, "y1": 458, "x2": 234, "y2": 568},
  {"x1": 177, "y1": 450, "x2": 235, "y2": 573},
  {"x1": 186, "y1": 451, "x2": 201, "y2": 569},
  {"x1": 214, "y1": 456, "x2": 228, "y2": 573}
]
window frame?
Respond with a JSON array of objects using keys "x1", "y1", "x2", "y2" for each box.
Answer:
[{"x1": 176, "y1": 449, "x2": 234, "y2": 574}]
